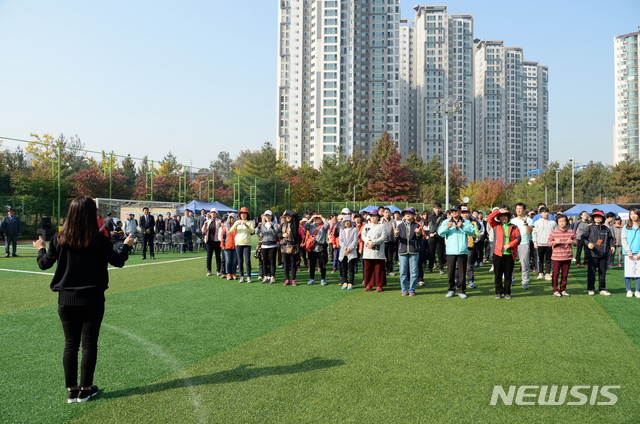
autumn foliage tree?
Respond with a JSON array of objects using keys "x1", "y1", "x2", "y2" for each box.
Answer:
[
  {"x1": 365, "y1": 151, "x2": 416, "y2": 201},
  {"x1": 460, "y1": 178, "x2": 512, "y2": 210}
]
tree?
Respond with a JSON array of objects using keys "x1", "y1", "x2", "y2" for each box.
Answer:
[
  {"x1": 505, "y1": 177, "x2": 545, "y2": 209},
  {"x1": 607, "y1": 159, "x2": 640, "y2": 203},
  {"x1": 121, "y1": 155, "x2": 138, "y2": 189},
  {"x1": 460, "y1": 178, "x2": 512, "y2": 210},
  {"x1": 575, "y1": 161, "x2": 612, "y2": 203},
  {"x1": 239, "y1": 142, "x2": 286, "y2": 179},
  {"x1": 282, "y1": 163, "x2": 320, "y2": 206},
  {"x1": 158, "y1": 151, "x2": 181, "y2": 176},
  {"x1": 1, "y1": 147, "x2": 29, "y2": 172},
  {"x1": 231, "y1": 149, "x2": 257, "y2": 176},
  {"x1": 133, "y1": 157, "x2": 154, "y2": 200},
  {"x1": 447, "y1": 163, "x2": 467, "y2": 205},
  {"x1": 316, "y1": 154, "x2": 355, "y2": 201},
  {"x1": 210, "y1": 151, "x2": 233, "y2": 174},
  {"x1": 403, "y1": 152, "x2": 442, "y2": 203},
  {"x1": 71, "y1": 167, "x2": 132, "y2": 199},
  {"x1": 26, "y1": 133, "x2": 88, "y2": 172},
  {"x1": 365, "y1": 151, "x2": 416, "y2": 201}
]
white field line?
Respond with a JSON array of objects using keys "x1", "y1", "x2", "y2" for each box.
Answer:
[
  {"x1": 0, "y1": 256, "x2": 205, "y2": 276},
  {"x1": 103, "y1": 324, "x2": 206, "y2": 424},
  {"x1": 0, "y1": 268, "x2": 54, "y2": 275},
  {"x1": 107, "y1": 256, "x2": 204, "y2": 270}
]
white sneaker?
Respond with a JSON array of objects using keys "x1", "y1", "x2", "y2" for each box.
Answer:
[
  {"x1": 588, "y1": 290, "x2": 595, "y2": 295},
  {"x1": 489, "y1": 266, "x2": 494, "y2": 272},
  {"x1": 544, "y1": 273, "x2": 552, "y2": 281},
  {"x1": 635, "y1": 291, "x2": 640, "y2": 298},
  {"x1": 247, "y1": 277, "x2": 252, "y2": 283},
  {"x1": 537, "y1": 273, "x2": 544, "y2": 280},
  {"x1": 600, "y1": 290, "x2": 611, "y2": 296},
  {"x1": 627, "y1": 290, "x2": 634, "y2": 298},
  {"x1": 239, "y1": 276, "x2": 245, "y2": 283}
]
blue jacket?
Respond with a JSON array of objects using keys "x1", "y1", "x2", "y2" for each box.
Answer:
[{"x1": 437, "y1": 218, "x2": 476, "y2": 255}]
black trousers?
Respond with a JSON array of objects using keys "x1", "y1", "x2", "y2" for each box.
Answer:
[
  {"x1": 493, "y1": 254, "x2": 515, "y2": 295},
  {"x1": 282, "y1": 250, "x2": 298, "y2": 281},
  {"x1": 4, "y1": 234, "x2": 18, "y2": 254},
  {"x1": 340, "y1": 257, "x2": 356, "y2": 285},
  {"x1": 575, "y1": 240, "x2": 586, "y2": 264},
  {"x1": 447, "y1": 254, "x2": 467, "y2": 293},
  {"x1": 309, "y1": 248, "x2": 327, "y2": 280},
  {"x1": 205, "y1": 241, "x2": 222, "y2": 273},
  {"x1": 537, "y1": 245, "x2": 552, "y2": 274},
  {"x1": 58, "y1": 303, "x2": 105, "y2": 388},
  {"x1": 261, "y1": 247, "x2": 278, "y2": 278},
  {"x1": 428, "y1": 236, "x2": 445, "y2": 270},
  {"x1": 141, "y1": 233, "x2": 154, "y2": 258},
  {"x1": 384, "y1": 242, "x2": 395, "y2": 273},
  {"x1": 587, "y1": 256, "x2": 608, "y2": 291}
]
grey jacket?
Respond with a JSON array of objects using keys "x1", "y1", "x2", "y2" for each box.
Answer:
[
  {"x1": 256, "y1": 222, "x2": 279, "y2": 248},
  {"x1": 532, "y1": 218, "x2": 557, "y2": 246}
]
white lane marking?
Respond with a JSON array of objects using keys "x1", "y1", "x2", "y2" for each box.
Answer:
[
  {"x1": 108, "y1": 256, "x2": 204, "y2": 270},
  {"x1": 103, "y1": 324, "x2": 206, "y2": 424},
  {"x1": 0, "y1": 257, "x2": 204, "y2": 275},
  {"x1": 0, "y1": 268, "x2": 54, "y2": 275}
]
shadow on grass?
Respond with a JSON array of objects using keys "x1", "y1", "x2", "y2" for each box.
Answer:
[{"x1": 103, "y1": 357, "x2": 345, "y2": 399}]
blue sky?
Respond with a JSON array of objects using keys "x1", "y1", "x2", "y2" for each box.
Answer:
[{"x1": 0, "y1": 0, "x2": 638, "y2": 172}]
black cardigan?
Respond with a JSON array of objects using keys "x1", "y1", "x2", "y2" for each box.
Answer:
[{"x1": 37, "y1": 234, "x2": 130, "y2": 306}]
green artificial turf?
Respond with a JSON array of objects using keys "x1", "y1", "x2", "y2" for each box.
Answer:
[{"x1": 1, "y1": 246, "x2": 640, "y2": 423}]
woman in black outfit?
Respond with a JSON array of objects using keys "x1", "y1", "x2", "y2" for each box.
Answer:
[{"x1": 34, "y1": 196, "x2": 134, "y2": 403}]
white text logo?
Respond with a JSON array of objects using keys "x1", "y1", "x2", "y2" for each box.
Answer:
[{"x1": 490, "y1": 385, "x2": 620, "y2": 406}]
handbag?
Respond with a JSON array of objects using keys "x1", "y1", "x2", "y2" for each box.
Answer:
[
  {"x1": 254, "y1": 242, "x2": 262, "y2": 259},
  {"x1": 304, "y1": 226, "x2": 322, "y2": 252},
  {"x1": 285, "y1": 244, "x2": 298, "y2": 255}
]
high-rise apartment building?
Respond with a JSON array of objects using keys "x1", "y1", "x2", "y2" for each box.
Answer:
[
  {"x1": 613, "y1": 28, "x2": 640, "y2": 164},
  {"x1": 277, "y1": 2, "x2": 548, "y2": 182},
  {"x1": 411, "y1": 6, "x2": 475, "y2": 180},
  {"x1": 474, "y1": 40, "x2": 548, "y2": 183},
  {"x1": 398, "y1": 18, "x2": 417, "y2": 156},
  {"x1": 277, "y1": 0, "x2": 400, "y2": 168}
]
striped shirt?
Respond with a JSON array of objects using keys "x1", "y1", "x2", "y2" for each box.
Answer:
[{"x1": 548, "y1": 228, "x2": 576, "y2": 261}]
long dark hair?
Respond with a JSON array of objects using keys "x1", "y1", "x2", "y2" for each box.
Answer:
[
  {"x1": 58, "y1": 196, "x2": 100, "y2": 249},
  {"x1": 283, "y1": 210, "x2": 302, "y2": 244},
  {"x1": 627, "y1": 208, "x2": 640, "y2": 230}
]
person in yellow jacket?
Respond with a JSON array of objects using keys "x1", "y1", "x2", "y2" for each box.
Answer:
[{"x1": 229, "y1": 207, "x2": 255, "y2": 282}]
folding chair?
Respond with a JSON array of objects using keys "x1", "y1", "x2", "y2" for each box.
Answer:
[
  {"x1": 155, "y1": 233, "x2": 165, "y2": 253},
  {"x1": 193, "y1": 233, "x2": 205, "y2": 252},
  {"x1": 172, "y1": 232, "x2": 187, "y2": 253}
]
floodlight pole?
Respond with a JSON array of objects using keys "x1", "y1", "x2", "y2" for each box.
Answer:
[
  {"x1": 570, "y1": 158, "x2": 575, "y2": 204},
  {"x1": 434, "y1": 97, "x2": 461, "y2": 210}
]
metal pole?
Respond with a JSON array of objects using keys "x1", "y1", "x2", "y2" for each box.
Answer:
[
  {"x1": 57, "y1": 145, "x2": 61, "y2": 226},
  {"x1": 556, "y1": 169, "x2": 558, "y2": 205},
  {"x1": 570, "y1": 159, "x2": 575, "y2": 204},
  {"x1": 445, "y1": 114, "x2": 449, "y2": 210},
  {"x1": 109, "y1": 153, "x2": 113, "y2": 200},
  {"x1": 434, "y1": 98, "x2": 460, "y2": 211},
  {"x1": 545, "y1": 185, "x2": 548, "y2": 206}
]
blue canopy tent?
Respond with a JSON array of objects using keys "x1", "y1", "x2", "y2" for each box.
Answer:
[
  {"x1": 176, "y1": 200, "x2": 237, "y2": 214},
  {"x1": 563, "y1": 204, "x2": 628, "y2": 216},
  {"x1": 384, "y1": 205, "x2": 402, "y2": 213},
  {"x1": 359, "y1": 205, "x2": 379, "y2": 213}
]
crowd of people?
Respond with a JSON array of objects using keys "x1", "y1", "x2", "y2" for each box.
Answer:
[{"x1": 192, "y1": 202, "x2": 639, "y2": 299}]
